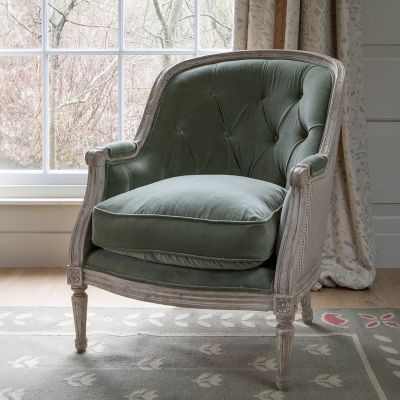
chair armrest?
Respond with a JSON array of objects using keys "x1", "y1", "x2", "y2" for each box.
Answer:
[
  {"x1": 275, "y1": 157, "x2": 333, "y2": 299},
  {"x1": 105, "y1": 141, "x2": 137, "y2": 160},
  {"x1": 297, "y1": 154, "x2": 327, "y2": 177},
  {"x1": 68, "y1": 141, "x2": 138, "y2": 285}
]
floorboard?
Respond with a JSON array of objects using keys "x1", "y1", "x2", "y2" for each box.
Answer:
[{"x1": 0, "y1": 268, "x2": 399, "y2": 308}]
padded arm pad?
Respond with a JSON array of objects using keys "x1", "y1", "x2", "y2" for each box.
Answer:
[
  {"x1": 105, "y1": 141, "x2": 137, "y2": 160},
  {"x1": 298, "y1": 154, "x2": 327, "y2": 177}
]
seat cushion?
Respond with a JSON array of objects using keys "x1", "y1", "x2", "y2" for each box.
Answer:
[
  {"x1": 85, "y1": 249, "x2": 276, "y2": 293},
  {"x1": 92, "y1": 175, "x2": 286, "y2": 270}
]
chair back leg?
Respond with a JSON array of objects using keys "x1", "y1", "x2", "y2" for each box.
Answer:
[
  {"x1": 71, "y1": 286, "x2": 88, "y2": 353},
  {"x1": 301, "y1": 292, "x2": 313, "y2": 324}
]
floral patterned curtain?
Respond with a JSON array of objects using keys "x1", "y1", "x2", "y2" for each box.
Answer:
[{"x1": 233, "y1": 0, "x2": 376, "y2": 289}]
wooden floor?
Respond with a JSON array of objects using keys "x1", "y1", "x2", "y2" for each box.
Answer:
[{"x1": 0, "y1": 268, "x2": 399, "y2": 309}]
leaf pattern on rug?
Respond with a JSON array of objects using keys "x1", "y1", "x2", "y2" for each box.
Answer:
[
  {"x1": 249, "y1": 357, "x2": 277, "y2": 371},
  {"x1": 303, "y1": 344, "x2": 331, "y2": 356},
  {"x1": 8, "y1": 356, "x2": 40, "y2": 368},
  {"x1": 220, "y1": 313, "x2": 235, "y2": 327},
  {"x1": 192, "y1": 373, "x2": 222, "y2": 388},
  {"x1": 174, "y1": 313, "x2": 191, "y2": 327},
  {"x1": 253, "y1": 390, "x2": 285, "y2": 400},
  {"x1": 0, "y1": 388, "x2": 25, "y2": 400},
  {"x1": 373, "y1": 335, "x2": 392, "y2": 343},
  {"x1": 64, "y1": 372, "x2": 96, "y2": 387},
  {"x1": 133, "y1": 357, "x2": 164, "y2": 371},
  {"x1": 125, "y1": 389, "x2": 158, "y2": 400},
  {"x1": 386, "y1": 358, "x2": 400, "y2": 367},
  {"x1": 199, "y1": 343, "x2": 222, "y2": 355},
  {"x1": 197, "y1": 313, "x2": 213, "y2": 327},
  {"x1": 241, "y1": 313, "x2": 256, "y2": 327},
  {"x1": 13, "y1": 314, "x2": 33, "y2": 326},
  {"x1": 123, "y1": 313, "x2": 140, "y2": 327},
  {"x1": 148, "y1": 313, "x2": 165, "y2": 327},
  {"x1": 0, "y1": 312, "x2": 12, "y2": 327},
  {"x1": 311, "y1": 374, "x2": 343, "y2": 388},
  {"x1": 393, "y1": 371, "x2": 400, "y2": 379},
  {"x1": 379, "y1": 346, "x2": 399, "y2": 355}
]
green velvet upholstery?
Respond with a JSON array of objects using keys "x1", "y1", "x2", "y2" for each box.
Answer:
[
  {"x1": 299, "y1": 154, "x2": 327, "y2": 177},
  {"x1": 85, "y1": 249, "x2": 276, "y2": 293},
  {"x1": 105, "y1": 141, "x2": 137, "y2": 159},
  {"x1": 92, "y1": 175, "x2": 286, "y2": 269},
  {"x1": 104, "y1": 59, "x2": 332, "y2": 199}
]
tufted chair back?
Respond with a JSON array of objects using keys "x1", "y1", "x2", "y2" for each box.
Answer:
[{"x1": 104, "y1": 56, "x2": 333, "y2": 198}]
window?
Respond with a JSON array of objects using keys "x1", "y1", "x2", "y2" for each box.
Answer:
[{"x1": 0, "y1": 0, "x2": 233, "y2": 190}]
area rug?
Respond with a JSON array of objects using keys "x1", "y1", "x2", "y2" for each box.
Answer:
[{"x1": 0, "y1": 307, "x2": 399, "y2": 400}]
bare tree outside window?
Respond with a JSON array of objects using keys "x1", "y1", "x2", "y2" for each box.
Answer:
[{"x1": 0, "y1": 0, "x2": 233, "y2": 172}]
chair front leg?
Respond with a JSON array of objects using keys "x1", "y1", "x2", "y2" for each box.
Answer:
[
  {"x1": 275, "y1": 298, "x2": 297, "y2": 391},
  {"x1": 301, "y1": 292, "x2": 313, "y2": 324},
  {"x1": 71, "y1": 285, "x2": 88, "y2": 353}
]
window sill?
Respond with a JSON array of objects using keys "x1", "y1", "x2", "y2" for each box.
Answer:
[
  {"x1": 0, "y1": 185, "x2": 86, "y2": 199},
  {"x1": 0, "y1": 198, "x2": 83, "y2": 206}
]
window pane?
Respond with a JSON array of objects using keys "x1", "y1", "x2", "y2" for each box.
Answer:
[
  {"x1": 0, "y1": 0, "x2": 42, "y2": 48},
  {"x1": 49, "y1": 55, "x2": 118, "y2": 169},
  {"x1": 200, "y1": 0, "x2": 233, "y2": 49},
  {"x1": 0, "y1": 57, "x2": 42, "y2": 169},
  {"x1": 125, "y1": 1, "x2": 194, "y2": 49},
  {"x1": 124, "y1": 55, "x2": 187, "y2": 139},
  {"x1": 48, "y1": 0, "x2": 118, "y2": 48}
]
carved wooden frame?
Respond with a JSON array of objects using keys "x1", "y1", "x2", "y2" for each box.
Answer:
[{"x1": 68, "y1": 50, "x2": 345, "y2": 391}]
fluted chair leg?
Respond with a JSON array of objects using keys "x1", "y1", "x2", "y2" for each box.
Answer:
[
  {"x1": 301, "y1": 292, "x2": 313, "y2": 324},
  {"x1": 72, "y1": 286, "x2": 88, "y2": 353},
  {"x1": 275, "y1": 306, "x2": 297, "y2": 391}
]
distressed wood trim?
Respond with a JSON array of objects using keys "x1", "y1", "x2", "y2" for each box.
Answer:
[
  {"x1": 275, "y1": 304, "x2": 297, "y2": 391},
  {"x1": 273, "y1": 294, "x2": 296, "y2": 316},
  {"x1": 71, "y1": 286, "x2": 88, "y2": 353},
  {"x1": 84, "y1": 269, "x2": 274, "y2": 311},
  {"x1": 67, "y1": 266, "x2": 83, "y2": 286},
  {"x1": 68, "y1": 149, "x2": 107, "y2": 278},
  {"x1": 67, "y1": 148, "x2": 139, "y2": 285}
]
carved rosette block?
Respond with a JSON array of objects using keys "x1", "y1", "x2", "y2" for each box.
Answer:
[
  {"x1": 274, "y1": 296, "x2": 293, "y2": 316},
  {"x1": 68, "y1": 267, "x2": 83, "y2": 286}
]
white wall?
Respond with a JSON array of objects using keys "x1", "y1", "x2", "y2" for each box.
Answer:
[
  {"x1": 0, "y1": 1, "x2": 398, "y2": 267},
  {"x1": 0, "y1": 202, "x2": 80, "y2": 267},
  {"x1": 363, "y1": 0, "x2": 400, "y2": 267}
]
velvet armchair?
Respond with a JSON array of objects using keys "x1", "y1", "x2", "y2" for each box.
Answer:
[{"x1": 68, "y1": 50, "x2": 344, "y2": 390}]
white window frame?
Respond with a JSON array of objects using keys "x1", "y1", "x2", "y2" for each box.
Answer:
[{"x1": 0, "y1": 0, "x2": 231, "y2": 197}]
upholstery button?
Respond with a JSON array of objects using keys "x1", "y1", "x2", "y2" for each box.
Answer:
[{"x1": 225, "y1": 130, "x2": 230, "y2": 138}]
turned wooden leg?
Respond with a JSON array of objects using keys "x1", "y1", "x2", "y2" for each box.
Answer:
[
  {"x1": 301, "y1": 292, "x2": 313, "y2": 324},
  {"x1": 275, "y1": 306, "x2": 297, "y2": 391},
  {"x1": 71, "y1": 286, "x2": 88, "y2": 353}
]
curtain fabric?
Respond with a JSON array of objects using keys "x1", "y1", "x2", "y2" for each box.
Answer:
[{"x1": 233, "y1": 0, "x2": 376, "y2": 289}]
